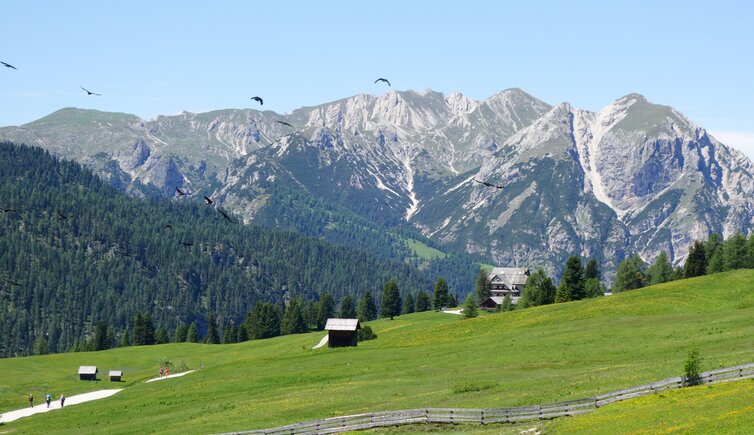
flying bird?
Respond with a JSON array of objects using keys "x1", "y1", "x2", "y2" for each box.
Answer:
[
  {"x1": 80, "y1": 85, "x2": 101, "y2": 96},
  {"x1": 217, "y1": 208, "x2": 234, "y2": 223},
  {"x1": 275, "y1": 120, "x2": 294, "y2": 128},
  {"x1": 1, "y1": 61, "x2": 17, "y2": 70},
  {"x1": 181, "y1": 241, "x2": 194, "y2": 247},
  {"x1": 1, "y1": 208, "x2": 18, "y2": 213},
  {"x1": 250, "y1": 96, "x2": 263, "y2": 105},
  {"x1": 56, "y1": 210, "x2": 71, "y2": 220},
  {"x1": 203, "y1": 196, "x2": 213, "y2": 205},
  {"x1": 4, "y1": 279, "x2": 22, "y2": 286},
  {"x1": 473, "y1": 178, "x2": 505, "y2": 189},
  {"x1": 176, "y1": 187, "x2": 187, "y2": 196},
  {"x1": 374, "y1": 77, "x2": 391, "y2": 86}
]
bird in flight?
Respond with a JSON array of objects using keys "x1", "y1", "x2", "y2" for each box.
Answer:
[
  {"x1": 374, "y1": 78, "x2": 391, "y2": 86},
  {"x1": 56, "y1": 210, "x2": 71, "y2": 220},
  {"x1": 250, "y1": 96, "x2": 263, "y2": 105},
  {"x1": 80, "y1": 85, "x2": 101, "y2": 96},
  {"x1": 164, "y1": 224, "x2": 174, "y2": 230},
  {"x1": 1, "y1": 61, "x2": 17, "y2": 70},
  {"x1": 276, "y1": 120, "x2": 294, "y2": 128},
  {"x1": 473, "y1": 178, "x2": 505, "y2": 189},
  {"x1": 1, "y1": 208, "x2": 18, "y2": 213},
  {"x1": 217, "y1": 208, "x2": 234, "y2": 223},
  {"x1": 176, "y1": 187, "x2": 187, "y2": 196},
  {"x1": 181, "y1": 241, "x2": 194, "y2": 247},
  {"x1": 4, "y1": 278, "x2": 22, "y2": 286},
  {"x1": 203, "y1": 196, "x2": 213, "y2": 205}
]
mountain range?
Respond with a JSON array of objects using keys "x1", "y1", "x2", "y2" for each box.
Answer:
[{"x1": 2, "y1": 89, "x2": 752, "y2": 281}]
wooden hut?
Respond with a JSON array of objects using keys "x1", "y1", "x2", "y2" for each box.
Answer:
[
  {"x1": 109, "y1": 370, "x2": 123, "y2": 382},
  {"x1": 325, "y1": 318, "x2": 361, "y2": 348},
  {"x1": 78, "y1": 366, "x2": 98, "y2": 381}
]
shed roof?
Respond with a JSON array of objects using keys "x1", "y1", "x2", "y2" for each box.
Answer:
[
  {"x1": 325, "y1": 318, "x2": 360, "y2": 331},
  {"x1": 109, "y1": 370, "x2": 123, "y2": 377},
  {"x1": 78, "y1": 366, "x2": 98, "y2": 375}
]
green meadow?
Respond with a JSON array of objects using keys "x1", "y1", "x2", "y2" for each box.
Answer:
[{"x1": 1, "y1": 270, "x2": 753, "y2": 434}]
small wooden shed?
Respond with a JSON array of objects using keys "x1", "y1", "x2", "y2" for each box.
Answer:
[
  {"x1": 78, "y1": 365, "x2": 98, "y2": 381},
  {"x1": 325, "y1": 318, "x2": 361, "y2": 348},
  {"x1": 109, "y1": 370, "x2": 123, "y2": 382}
]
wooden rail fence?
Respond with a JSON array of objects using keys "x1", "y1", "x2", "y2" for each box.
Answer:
[{"x1": 217, "y1": 362, "x2": 754, "y2": 435}]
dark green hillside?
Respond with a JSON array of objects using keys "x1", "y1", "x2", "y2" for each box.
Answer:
[{"x1": 0, "y1": 142, "x2": 433, "y2": 357}]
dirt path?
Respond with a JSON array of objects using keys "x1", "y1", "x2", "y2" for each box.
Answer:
[
  {"x1": 145, "y1": 370, "x2": 196, "y2": 383},
  {"x1": 0, "y1": 389, "x2": 122, "y2": 424},
  {"x1": 442, "y1": 308, "x2": 463, "y2": 315},
  {"x1": 312, "y1": 335, "x2": 329, "y2": 349}
]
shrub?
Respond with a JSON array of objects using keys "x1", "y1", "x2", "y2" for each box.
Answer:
[
  {"x1": 357, "y1": 325, "x2": 377, "y2": 342},
  {"x1": 684, "y1": 349, "x2": 703, "y2": 386}
]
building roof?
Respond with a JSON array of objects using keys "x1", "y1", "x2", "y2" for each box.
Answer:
[
  {"x1": 325, "y1": 318, "x2": 361, "y2": 331},
  {"x1": 489, "y1": 267, "x2": 530, "y2": 288},
  {"x1": 78, "y1": 366, "x2": 98, "y2": 375},
  {"x1": 109, "y1": 370, "x2": 123, "y2": 377}
]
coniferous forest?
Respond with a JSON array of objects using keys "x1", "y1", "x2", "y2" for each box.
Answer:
[{"x1": 0, "y1": 141, "x2": 444, "y2": 357}]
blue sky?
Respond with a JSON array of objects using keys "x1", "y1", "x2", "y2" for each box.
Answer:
[{"x1": 2, "y1": 0, "x2": 753, "y2": 157}]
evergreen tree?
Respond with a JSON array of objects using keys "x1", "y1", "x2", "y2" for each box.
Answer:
[
  {"x1": 173, "y1": 324, "x2": 188, "y2": 343},
  {"x1": 415, "y1": 290, "x2": 431, "y2": 312},
  {"x1": 462, "y1": 293, "x2": 478, "y2": 318},
  {"x1": 613, "y1": 254, "x2": 647, "y2": 292},
  {"x1": 34, "y1": 335, "x2": 48, "y2": 355},
  {"x1": 205, "y1": 315, "x2": 220, "y2": 344},
  {"x1": 723, "y1": 232, "x2": 749, "y2": 271},
  {"x1": 499, "y1": 294, "x2": 514, "y2": 311},
  {"x1": 380, "y1": 278, "x2": 402, "y2": 320},
  {"x1": 237, "y1": 322, "x2": 249, "y2": 342},
  {"x1": 302, "y1": 301, "x2": 318, "y2": 331},
  {"x1": 748, "y1": 234, "x2": 754, "y2": 268},
  {"x1": 316, "y1": 293, "x2": 336, "y2": 330},
  {"x1": 142, "y1": 313, "x2": 156, "y2": 345},
  {"x1": 281, "y1": 299, "x2": 307, "y2": 335},
  {"x1": 519, "y1": 268, "x2": 556, "y2": 308},
  {"x1": 186, "y1": 322, "x2": 199, "y2": 343},
  {"x1": 555, "y1": 256, "x2": 585, "y2": 302},
  {"x1": 247, "y1": 303, "x2": 281, "y2": 339},
  {"x1": 584, "y1": 259, "x2": 601, "y2": 281},
  {"x1": 433, "y1": 277, "x2": 450, "y2": 310},
  {"x1": 583, "y1": 278, "x2": 604, "y2": 298},
  {"x1": 647, "y1": 251, "x2": 674, "y2": 285},
  {"x1": 93, "y1": 320, "x2": 109, "y2": 351},
  {"x1": 133, "y1": 313, "x2": 144, "y2": 345},
  {"x1": 706, "y1": 247, "x2": 725, "y2": 274},
  {"x1": 222, "y1": 322, "x2": 237, "y2": 344},
  {"x1": 474, "y1": 269, "x2": 492, "y2": 303},
  {"x1": 357, "y1": 291, "x2": 377, "y2": 321},
  {"x1": 155, "y1": 326, "x2": 169, "y2": 344},
  {"x1": 118, "y1": 330, "x2": 131, "y2": 347},
  {"x1": 339, "y1": 295, "x2": 356, "y2": 318},
  {"x1": 683, "y1": 241, "x2": 707, "y2": 278},
  {"x1": 705, "y1": 233, "x2": 723, "y2": 269},
  {"x1": 402, "y1": 292, "x2": 415, "y2": 314}
]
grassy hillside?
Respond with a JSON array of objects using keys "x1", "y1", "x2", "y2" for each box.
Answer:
[{"x1": 1, "y1": 270, "x2": 754, "y2": 434}]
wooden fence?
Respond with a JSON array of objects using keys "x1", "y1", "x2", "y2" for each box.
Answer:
[{"x1": 218, "y1": 362, "x2": 754, "y2": 435}]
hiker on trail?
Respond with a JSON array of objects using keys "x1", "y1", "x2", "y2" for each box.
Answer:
[
  {"x1": 159, "y1": 367, "x2": 164, "y2": 377},
  {"x1": 28, "y1": 393, "x2": 33, "y2": 407},
  {"x1": 60, "y1": 393, "x2": 65, "y2": 407},
  {"x1": 46, "y1": 393, "x2": 52, "y2": 408},
  {"x1": 165, "y1": 367, "x2": 169, "y2": 377}
]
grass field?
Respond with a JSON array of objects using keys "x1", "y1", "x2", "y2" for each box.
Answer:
[
  {"x1": 404, "y1": 238, "x2": 447, "y2": 260},
  {"x1": 1, "y1": 270, "x2": 753, "y2": 434}
]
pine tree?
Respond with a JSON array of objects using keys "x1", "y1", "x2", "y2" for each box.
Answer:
[
  {"x1": 339, "y1": 295, "x2": 356, "y2": 318},
  {"x1": 380, "y1": 278, "x2": 402, "y2": 320},
  {"x1": 683, "y1": 241, "x2": 707, "y2": 278},
  {"x1": 706, "y1": 247, "x2": 724, "y2": 274},
  {"x1": 520, "y1": 268, "x2": 556, "y2": 308},
  {"x1": 402, "y1": 292, "x2": 415, "y2": 314},
  {"x1": 34, "y1": 335, "x2": 48, "y2": 355},
  {"x1": 748, "y1": 234, "x2": 754, "y2": 268},
  {"x1": 173, "y1": 324, "x2": 188, "y2": 343},
  {"x1": 222, "y1": 322, "x2": 236, "y2": 344},
  {"x1": 584, "y1": 259, "x2": 601, "y2": 281},
  {"x1": 357, "y1": 291, "x2": 377, "y2": 321},
  {"x1": 247, "y1": 303, "x2": 281, "y2": 339},
  {"x1": 647, "y1": 251, "x2": 674, "y2": 285},
  {"x1": 613, "y1": 254, "x2": 647, "y2": 292},
  {"x1": 237, "y1": 322, "x2": 249, "y2": 342},
  {"x1": 186, "y1": 322, "x2": 199, "y2": 343},
  {"x1": 415, "y1": 290, "x2": 431, "y2": 312},
  {"x1": 705, "y1": 233, "x2": 722, "y2": 269},
  {"x1": 205, "y1": 314, "x2": 220, "y2": 344},
  {"x1": 142, "y1": 313, "x2": 156, "y2": 345},
  {"x1": 499, "y1": 294, "x2": 514, "y2": 311},
  {"x1": 555, "y1": 256, "x2": 585, "y2": 302},
  {"x1": 433, "y1": 277, "x2": 450, "y2": 310},
  {"x1": 316, "y1": 293, "x2": 336, "y2": 330},
  {"x1": 462, "y1": 294, "x2": 478, "y2": 318},
  {"x1": 133, "y1": 312, "x2": 144, "y2": 345},
  {"x1": 474, "y1": 269, "x2": 492, "y2": 303},
  {"x1": 93, "y1": 320, "x2": 109, "y2": 351},
  {"x1": 723, "y1": 233, "x2": 749, "y2": 271},
  {"x1": 583, "y1": 278, "x2": 604, "y2": 298},
  {"x1": 118, "y1": 330, "x2": 131, "y2": 347},
  {"x1": 281, "y1": 299, "x2": 306, "y2": 335},
  {"x1": 155, "y1": 326, "x2": 169, "y2": 344}
]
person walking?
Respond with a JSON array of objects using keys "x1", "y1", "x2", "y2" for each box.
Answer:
[
  {"x1": 159, "y1": 367, "x2": 164, "y2": 377},
  {"x1": 28, "y1": 393, "x2": 33, "y2": 407},
  {"x1": 46, "y1": 392, "x2": 52, "y2": 408},
  {"x1": 165, "y1": 366, "x2": 169, "y2": 377},
  {"x1": 59, "y1": 393, "x2": 65, "y2": 408}
]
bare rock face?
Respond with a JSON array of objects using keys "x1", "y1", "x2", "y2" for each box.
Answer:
[{"x1": 1, "y1": 90, "x2": 752, "y2": 280}]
